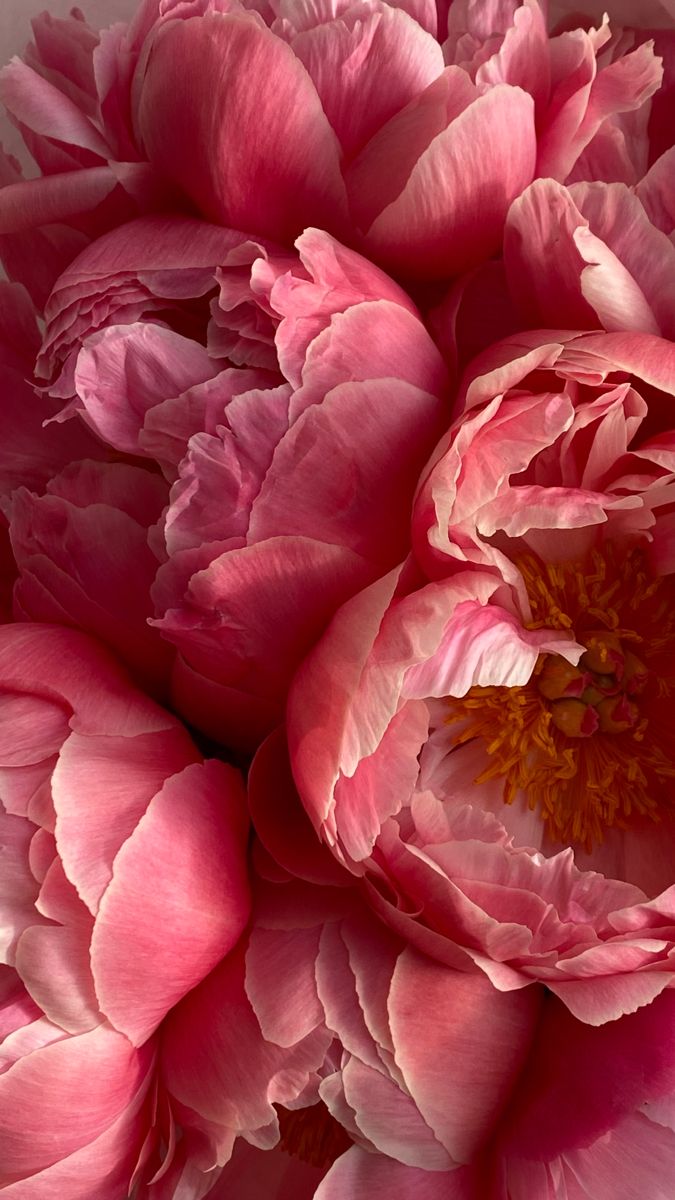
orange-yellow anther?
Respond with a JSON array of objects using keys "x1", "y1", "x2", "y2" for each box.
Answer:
[{"x1": 580, "y1": 632, "x2": 624, "y2": 677}]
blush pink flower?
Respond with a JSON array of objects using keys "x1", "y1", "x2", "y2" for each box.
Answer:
[
  {"x1": 0, "y1": 622, "x2": 250, "y2": 1197},
  {"x1": 288, "y1": 329, "x2": 675, "y2": 1027},
  {"x1": 0, "y1": 0, "x2": 664, "y2": 285},
  {"x1": 9, "y1": 216, "x2": 448, "y2": 750}
]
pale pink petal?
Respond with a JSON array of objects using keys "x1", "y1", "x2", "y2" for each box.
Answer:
[
  {"x1": 547, "y1": 973, "x2": 671, "y2": 1024},
  {"x1": 339, "y1": 1056, "x2": 454, "y2": 1169},
  {"x1": 73, "y1": 323, "x2": 219, "y2": 457},
  {"x1": 245, "y1": 925, "x2": 323, "y2": 1047}
]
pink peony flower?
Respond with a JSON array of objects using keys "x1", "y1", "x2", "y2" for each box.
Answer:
[
  {"x1": 9, "y1": 216, "x2": 449, "y2": 749},
  {"x1": 0, "y1": 622, "x2": 250, "y2": 1196},
  {"x1": 288, "y1": 329, "x2": 675, "y2": 1027},
  {"x1": 0, "y1": 0, "x2": 664, "y2": 284},
  {"x1": 233, "y1": 849, "x2": 675, "y2": 1199}
]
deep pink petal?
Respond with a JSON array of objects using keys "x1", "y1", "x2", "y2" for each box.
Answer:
[{"x1": 138, "y1": 13, "x2": 348, "y2": 242}]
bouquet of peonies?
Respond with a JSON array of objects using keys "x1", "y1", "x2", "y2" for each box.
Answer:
[{"x1": 1, "y1": 0, "x2": 674, "y2": 1195}]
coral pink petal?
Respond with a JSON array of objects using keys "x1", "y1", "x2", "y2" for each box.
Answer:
[
  {"x1": 53, "y1": 725, "x2": 199, "y2": 914},
  {"x1": 291, "y1": 7, "x2": 443, "y2": 161},
  {"x1": 162, "y1": 947, "x2": 330, "y2": 1134},
  {"x1": 502, "y1": 990, "x2": 675, "y2": 1160},
  {"x1": 249, "y1": 378, "x2": 445, "y2": 564},
  {"x1": 316, "y1": 1146, "x2": 477, "y2": 1199},
  {"x1": 388, "y1": 948, "x2": 540, "y2": 1163},
  {"x1": 91, "y1": 760, "x2": 249, "y2": 1045},
  {"x1": 248, "y1": 729, "x2": 349, "y2": 887},
  {"x1": 0, "y1": 1024, "x2": 152, "y2": 1180},
  {"x1": 351, "y1": 83, "x2": 535, "y2": 279}
]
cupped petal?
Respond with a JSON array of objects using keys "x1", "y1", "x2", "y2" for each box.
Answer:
[
  {"x1": 290, "y1": 6, "x2": 444, "y2": 161},
  {"x1": 91, "y1": 760, "x2": 250, "y2": 1045},
  {"x1": 0, "y1": 1023, "x2": 152, "y2": 1182},
  {"x1": 73, "y1": 323, "x2": 219, "y2": 458},
  {"x1": 388, "y1": 948, "x2": 540, "y2": 1163},
  {"x1": 349, "y1": 81, "x2": 536, "y2": 279},
  {"x1": 138, "y1": 13, "x2": 348, "y2": 242},
  {"x1": 53, "y1": 724, "x2": 199, "y2": 915}
]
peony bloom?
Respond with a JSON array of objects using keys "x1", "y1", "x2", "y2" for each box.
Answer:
[
  {"x1": 0, "y1": 622, "x2": 250, "y2": 1196},
  {"x1": 288, "y1": 329, "x2": 675, "y2": 1026},
  {"x1": 232, "y1": 840, "x2": 675, "y2": 1199},
  {"x1": 0, "y1": 0, "x2": 664, "y2": 284},
  {"x1": 9, "y1": 216, "x2": 449, "y2": 749}
]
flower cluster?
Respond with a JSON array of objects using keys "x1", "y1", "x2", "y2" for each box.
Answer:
[{"x1": 0, "y1": 0, "x2": 674, "y2": 1196}]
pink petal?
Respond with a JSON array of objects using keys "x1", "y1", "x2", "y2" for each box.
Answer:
[
  {"x1": 73, "y1": 323, "x2": 220, "y2": 457},
  {"x1": 248, "y1": 378, "x2": 446, "y2": 565},
  {"x1": 388, "y1": 947, "x2": 540, "y2": 1162},
  {"x1": 245, "y1": 924, "x2": 323, "y2": 1047},
  {"x1": 290, "y1": 6, "x2": 443, "y2": 160},
  {"x1": 0, "y1": 1023, "x2": 152, "y2": 1181},
  {"x1": 502, "y1": 990, "x2": 675, "y2": 1160},
  {"x1": 162, "y1": 946, "x2": 330, "y2": 1135},
  {"x1": 138, "y1": 13, "x2": 348, "y2": 242},
  {"x1": 91, "y1": 760, "x2": 249, "y2": 1045},
  {"x1": 53, "y1": 725, "x2": 199, "y2": 914},
  {"x1": 248, "y1": 728, "x2": 350, "y2": 887},
  {"x1": 316, "y1": 1146, "x2": 477, "y2": 1199},
  {"x1": 157, "y1": 536, "x2": 374, "y2": 750},
  {"x1": 349, "y1": 79, "x2": 535, "y2": 279}
]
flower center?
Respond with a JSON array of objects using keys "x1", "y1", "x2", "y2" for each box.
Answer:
[
  {"x1": 276, "y1": 1101, "x2": 352, "y2": 1168},
  {"x1": 446, "y1": 547, "x2": 675, "y2": 850}
]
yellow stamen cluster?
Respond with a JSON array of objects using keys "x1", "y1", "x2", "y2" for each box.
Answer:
[{"x1": 445, "y1": 547, "x2": 675, "y2": 850}]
